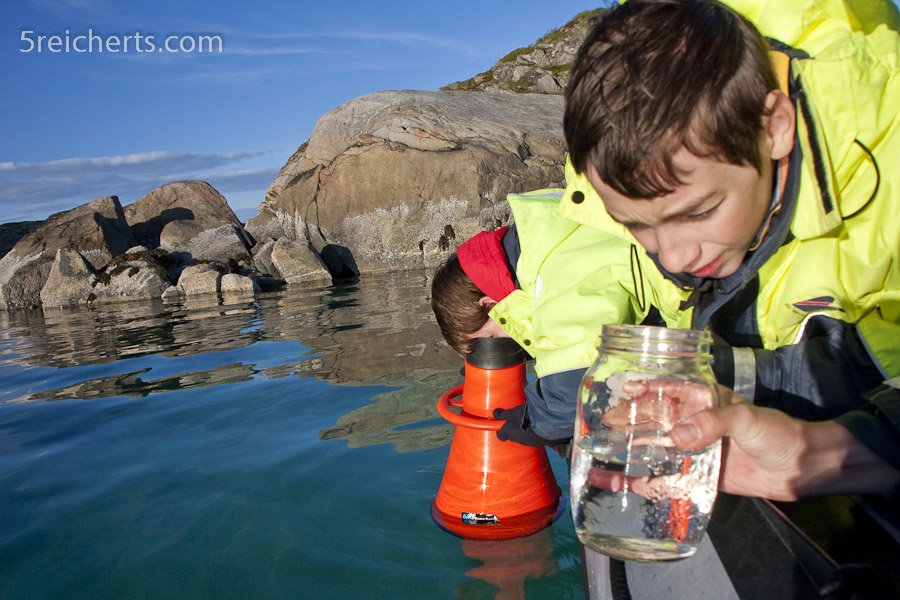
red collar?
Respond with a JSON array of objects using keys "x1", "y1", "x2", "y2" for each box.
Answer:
[{"x1": 457, "y1": 227, "x2": 515, "y2": 301}]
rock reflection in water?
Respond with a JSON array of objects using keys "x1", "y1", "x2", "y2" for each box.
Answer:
[
  {"x1": 23, "y1": 364, "x2": 258, "y2": 402},
  {"x1": 0, "y1": 270, "x2": 462, "y2": 452}
]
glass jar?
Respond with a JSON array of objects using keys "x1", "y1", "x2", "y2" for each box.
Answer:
[{"x1": 570, "y1": 324, "x2": 721, "y2": 562}]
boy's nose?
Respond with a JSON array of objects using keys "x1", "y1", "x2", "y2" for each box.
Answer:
[{"x1": 656, "y1": 229, "x2": 700, "y2": 275}]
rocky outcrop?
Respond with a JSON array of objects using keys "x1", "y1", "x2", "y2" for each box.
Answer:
[
  {"x1": 91, "y1": 251, "x2": 172, "y2": 303},
  {"x1": 443, "y1": 8, "x2": 605, "y2": 94},
  {"x1": 125, "y1": 181, "x2": 244, "y2": 248},
  {"x1": 3, "y1": 195, "x2": 135, "y2": 270},
  {"x1": 0, "y1": 182, "x2": 332, "y2": 310},
  {"x1": 252, "y1": 90, "x2": 566, "y2": 275},
  {"x1": 125, "y1": 181, "x2": 256, "y2": 269},
  {"x1": 0, "y1": 195, "x2": 135, "y2": 309},
  {"x1": 0, "y1": 8, "x2": 602, "y2": 312}
]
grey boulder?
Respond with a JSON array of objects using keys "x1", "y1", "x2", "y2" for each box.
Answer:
[
  {"x1": 40, "y1": 248, "x2": 96, "y2": 307},
  {"x1": 126, "y1": 181, "x2": 244, "y2": 249},
  {"x1": 250, "y1": 90, "x2": 566, "y2": 275},
  {"x1": 269, "y1": 238, "x2": 331, "y2": 285},
  {"x1": 0, "y1": 195, "x2": 135, "y2": 309}
]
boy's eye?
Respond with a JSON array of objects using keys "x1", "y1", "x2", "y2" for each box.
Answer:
[{"x1": 686, "y1": 206, "x2": 718, "y2": 222}]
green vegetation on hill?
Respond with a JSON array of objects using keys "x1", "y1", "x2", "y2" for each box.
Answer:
[{"x1": 442, "y1": 8, "x2": 607, "y2": 93}]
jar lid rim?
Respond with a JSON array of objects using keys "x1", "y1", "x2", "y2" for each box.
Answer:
[{"x1": 601, "y1": 324, "x2": 711, "y2": 342}]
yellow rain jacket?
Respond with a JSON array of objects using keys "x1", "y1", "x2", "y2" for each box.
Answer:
[
  {"x1": 559, "y1": 0, "x2": 899, "y2": 418},
  {"x1": 489, "y1": 190, "x2": 648, "y2": 439}
]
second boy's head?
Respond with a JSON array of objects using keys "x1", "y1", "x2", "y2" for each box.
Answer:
[
  {"x1": 565, "y1": 0, "x2": 796, "y2": 279},
  {"x1": 431, "y1": 228, "x2": 514, "y2": 355}
]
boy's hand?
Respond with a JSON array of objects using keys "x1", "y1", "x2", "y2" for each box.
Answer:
[
  {"x1": 668, "y1": 391, "x2": 808, "y2": 500},
  {"x1": 493, "y1": 404, "x2": 548, "y2": 448}
]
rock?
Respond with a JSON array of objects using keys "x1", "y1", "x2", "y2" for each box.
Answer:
[
  {"x1": 269, "y1": 238, "x2": 331, "y2": 285},
  {"x1": 158, "y1": 219, "x2": 252, "y2": 265},
  {"x1": 443, "y1": 9, "x2": 605, "y2": 94},
  {"x1": 91, "y1": 258, "x2": 170, "y2": 303},
  {"x1": 261, "y1": 90, "x2": 566, "y2": 275},
  {"x1": 4, "y1": 195, "x2": 135, "y2": 270},
  {"x1": 0, "y1": 195, "x2": 135, "y2": 309},
  {"x1": 244, "y1": 211, "x2": 287, "y2": 243},
  {"x1": 161, "y1": 285, "x2": 181, "y2": 303},
  {"x1": 220, "y1": 273, "x2": 258, "y2": 295},
  {"x1": 0, "y1": 253, "x2": 53, "y2": 310},
  {"x1": 125, "y1": 181, "x2": 243, "y2": 248},
  {"x1": 490, "y1": 62, "x2": 564, "y2": 94},
  {"x1": 158, "y1": 219, "x2": 205, "y2": 254},
  {"x1": 176, "y1": 263, "x2": 221, "y2": 296},
  {"x1": 185, "y1": 224, "x2": 252, "y2": 264},
  {"x1": 40, "y1": 249, "x2": 96, "y2": 307},
  {"x1": 252, "y1": 239, "x2": 278, "y2": 278}
]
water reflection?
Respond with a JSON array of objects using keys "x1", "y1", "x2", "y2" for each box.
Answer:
[
  {"x1": 0, "y1": 270, "x2": 463, "y2": 452},
  {"x1": 23, "y1": 364, "x2": 258, "y2": 402},
  {"x1": 461, "y1": 529, "x2": 559, "y2": 600}
]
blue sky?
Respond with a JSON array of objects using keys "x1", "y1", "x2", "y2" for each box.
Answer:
[{"x1": 0, "y1": 0, "x2": 608, "y2": 224}]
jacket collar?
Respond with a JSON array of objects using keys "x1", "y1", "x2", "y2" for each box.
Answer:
[{"x1": 558, "y1": 157, "x2": 634, "y2": 239}]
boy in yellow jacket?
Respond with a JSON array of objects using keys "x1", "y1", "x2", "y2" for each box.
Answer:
[
  {"x1": 561, "y1": 0, "x2": 898, "y2": 423},
  {"x1": 561, "y1": 3, "x2": 898, "y2": 595},
  {"x1": 432, "y1": 190, "x2": 651, "y2": 445}
]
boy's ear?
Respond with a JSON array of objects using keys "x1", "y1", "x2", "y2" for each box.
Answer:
[
  {"x1": 764, "y1": 90, "x2": 795, "y2": 161},
  {"x1": 478, "y1": 296, "x2": 497, "y2": 310}
]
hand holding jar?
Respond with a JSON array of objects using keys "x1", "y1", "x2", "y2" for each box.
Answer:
[{"x1": 570, "y1": 325, "x2": 721, "y2": 562}]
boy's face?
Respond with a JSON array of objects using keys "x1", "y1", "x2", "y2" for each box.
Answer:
[
  {"x1": 467, "y1": 317, "x2": 510, "y2": 341},
  {"x1": 586, "y1": 147, "x2": 774, "y2": 279}
]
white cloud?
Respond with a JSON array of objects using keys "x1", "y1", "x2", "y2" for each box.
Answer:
[
  {"x1": 228, "y1": 29, "x2": 480, "y2": 59},
  {"x1": 225, "y1": 45, "x2": 335, "y2": 58},
  {"x1": 0, "y1": 150, "x2": 267, "y2": 176},
  {"x1": 329, "y1": 31, "x2": 480, "y2": 57},
  {"x1": 0, "y1": 149, "x2": 281, "y2": 223}
]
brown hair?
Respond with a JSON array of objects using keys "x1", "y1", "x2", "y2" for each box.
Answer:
[
  {"x1": 565, "y1": 0, "x2": 778, "y2": 198},
  {"x1": 431, "y1": 254, "x2": 490, "y2": 355}
]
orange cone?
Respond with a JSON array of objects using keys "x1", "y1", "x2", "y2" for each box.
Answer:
[{"x1": 432, "y1": 338, "x2": 563, "y2": 540}]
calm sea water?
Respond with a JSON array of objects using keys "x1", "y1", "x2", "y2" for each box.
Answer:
[{"x1": 0, "y1": 270, "x2": 584, "y2": 599}]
